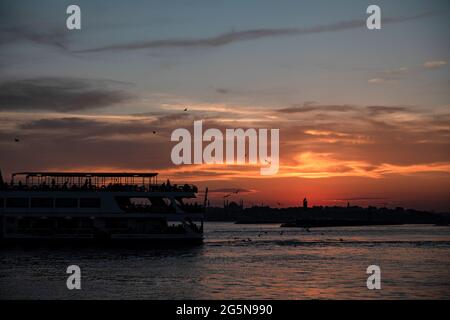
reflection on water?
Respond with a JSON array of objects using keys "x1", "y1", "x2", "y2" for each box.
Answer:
[{"x1": 0, "y1": 223, "x2": 449, "y2": 299}]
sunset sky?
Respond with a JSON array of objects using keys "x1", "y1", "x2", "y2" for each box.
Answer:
[{"x1": 0, "y1": 0, "x2": 449, "y2": 210}]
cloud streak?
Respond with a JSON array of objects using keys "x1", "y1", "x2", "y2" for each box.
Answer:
[
  {"x1": 79, "y1": 11, "x2": 437, "y2": 52},
  {"x1": 0, "y1": 26, "x2": 68, "y2": 50},
  {"x1": 369, "y1": 59, "x2": 448, "y2": 84},
  {"x1": 278, "y1": 103, "x2": 355, "y2": 114},
  {"x1": 0, "y1": 77, "x2": 133, "y2": 112},
  {"x1": 423, "y1": 60, "x2": 448, "y2": 69}
]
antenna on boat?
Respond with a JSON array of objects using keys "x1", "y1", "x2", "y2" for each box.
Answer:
[
  {"x1": 203, "y1": 187, "x2": 208, "y2": 208},
  {"x1": 0, "y1": 169, "x2": 3, "y2": 185}
]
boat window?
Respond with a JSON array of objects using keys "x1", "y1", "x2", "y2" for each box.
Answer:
[
  {"x1": 80, "y1": 218, "x2": 94, "y2": 228},
  {"x1": 175, "y1": 198, "x2": 202, "y2": 213},
  {"x1": 131, "y1": 198, "x2": 152, "y2": 206},
  {"x1": 116, "y1": 197, "x2": 175, "y2": 213},
  {"x1": 148, "y1": 197, "x2": 175, "y2": 213},
  {"x1": 31, "y1": 198, "x2": 54, "y2": 208},
  {"x1": 58, "y1": 219, "x2": 79, "y2": 229},
  {"x1": 162, "y1": 198, "x2": 172, "y2": 207},
  {"x1": 6, "y1": 197, "x2": 29, "y2": 208},
  {"x1": 80, "y1": 198, "x2": 101, "y2": 208},
  {"x1": 105, "y1": 219, "x2": 128, "y2": 229},
  {"x1": 17, "y1": 218, "x2": 32, "y2": 229},
  {"x1": 55, "y1": 198, "x2": 78, "y2": 208},
  {"x1": 33, "y1": 218, "x2": 54, "y2": 229}
]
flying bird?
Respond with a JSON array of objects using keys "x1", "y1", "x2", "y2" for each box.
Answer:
[
  {"x1": 14, "y1": 138, "x2": 20, "y2": 142},
  {"x1": 184, "y1": 108, "x2": 188, "y2": 111}
]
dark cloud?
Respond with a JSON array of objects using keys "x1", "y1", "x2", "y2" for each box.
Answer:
[
  {"x1": 79, "y1": 11, "x2": 436, "y2": 52},
  {"x1": 0, "y1": 115, "x2": 173, "y2": 174},
  {"x1": 366, "y1": 106, "x2": 408, "y2": 115},
  {"x1": 209, "y1": 188, "x2": 253, "y2": 194},
  {"x1": 278, "y1": 104, "x2": 356, "y2": 113},
  {"x1": 0, "y1": 26, "x2": 68, "y2": 50},
  {"x1": 216, "y1": 88, "x2": 229, "y2": 94},
  {"x1": 0, "y1": 78, "x2": 133, "y2": 112},
  {"x1": 18, "y1": 116, "x2": 164, "y2": 139},
  {"x1": 20, "y1": 117, "x2": 98, "y2": 131},
  {"x1": 278, "y1": 103, "x2": 415, "y2": 118}
]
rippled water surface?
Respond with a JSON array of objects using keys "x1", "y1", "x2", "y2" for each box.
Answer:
[{"x1": 1, "y1": 223, "x2": 449, "y2": 299}]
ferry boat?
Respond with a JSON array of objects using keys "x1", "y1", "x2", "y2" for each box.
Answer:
[{"x1": 0, "y1": 171, "x2": 205, "y2": 244}]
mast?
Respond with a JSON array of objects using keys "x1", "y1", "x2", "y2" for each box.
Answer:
[{"x1": 203, "y1": 187, "x2": 208, "y2": 208}]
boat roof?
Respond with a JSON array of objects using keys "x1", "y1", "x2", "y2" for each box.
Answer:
[{"x1": 12, "y1": 172, "x2": 158, "y2": 178}]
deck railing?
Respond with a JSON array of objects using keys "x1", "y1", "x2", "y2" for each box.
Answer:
[{"x1": 0, "y1": 182, "x2": 198, "y2": 193}]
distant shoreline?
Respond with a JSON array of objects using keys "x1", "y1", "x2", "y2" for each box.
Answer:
[{"x1": 206, "y1": 204, "x2": 450, "y2": 227}]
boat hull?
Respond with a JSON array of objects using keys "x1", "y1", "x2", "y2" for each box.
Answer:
[
  {"x1": 0, "y1": 233, "x2": 204, "y2": 246},
  {"x1": 0, "y1": 214, "x2": 204, "y2": 245}
]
